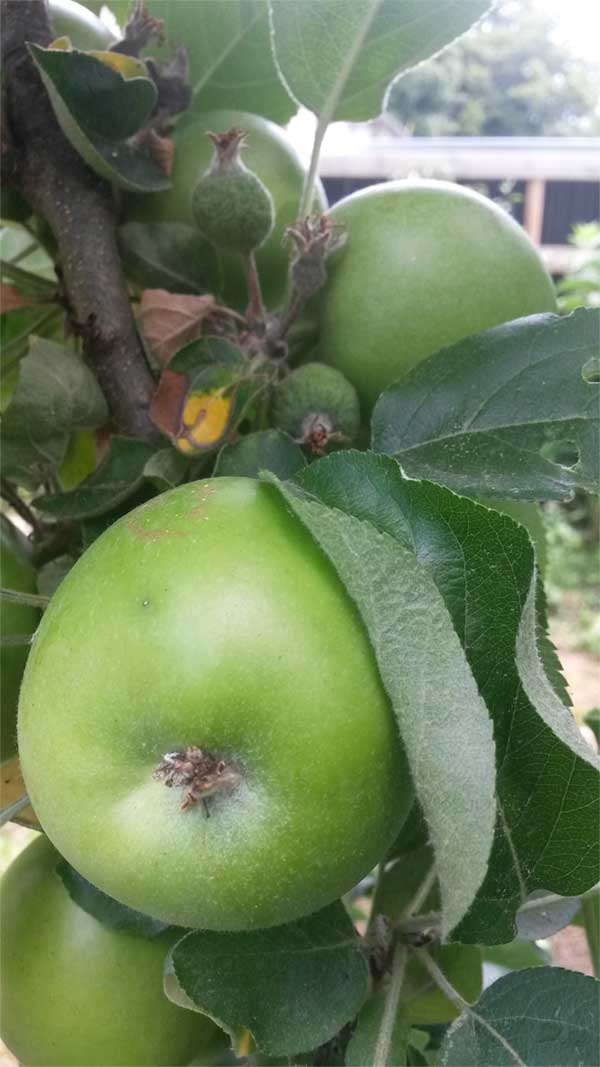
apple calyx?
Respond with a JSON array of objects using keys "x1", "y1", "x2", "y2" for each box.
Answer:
[{"x1": 153, "y1": 746, "x2": 241, "y2": 812}]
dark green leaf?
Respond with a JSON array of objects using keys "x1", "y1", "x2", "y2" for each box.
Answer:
[
  {"x1": 514, "y1": 891, "x2": 582, "y2": 941},
  {"x1": 275, "y1": 451, "x2": 600, "y2": 942},
  {"x1": 169, "y1": 336, "x2": 246, "y2": 375},
  {"x1": 56, "y1": 859, "x2": 169, "y2": 937},
  {"x1": 0, "y1": 306, "x2": 61, "y2": 378},
  {"x1": 1, "y1": 336, "x2": 108, "y2": 488},
  {"x1": 118, "y1": 222, "x2": 220, "y2": 295},
  {"x1": 143, "y1": 447, "x2": 189, "y2": 490},
  {"x1": 214, "y1": 429, "x2": 306, "y2": 479},
  {"x1": 30, "y1": 45, "x2": 170, "y2": 192},
  {"x1": 372, "y1": 309, "x2": 600, "y2": 501},
  {"x1": 584, "y1": 708, "x2": 600, "y2": 744},
  {"x1": 145, "y1": 1, "x2": 295, "y2": 124},
  {"x1": 269, "y1": 1, "x2": 489, "y2": 121},
  {"x1": 35, "y1": 436, "x2": 157, "y2": 518},
  {"x1": 30, "y1": 45, "x2": 156, "y2": 141},
  {"x1": 268, "y1": 455, "x2": 497, "y2": 938},
  {"x1": 36, "y1": 555, "x2": 75, "y2": 599},
  {"x1": 440, "y1": 968, "x2": 600, "y2": 1066},
  {"x1": 165, "y1": 903, "x2": 369, "y2": 1056},
  {"x1": 345, "y1": 994, "x2": 410, "y2": 1066}
]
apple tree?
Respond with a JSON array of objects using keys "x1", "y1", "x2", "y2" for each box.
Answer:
[{"x1": 1, "y1": 2, "x2": 599, "y2": 1065}]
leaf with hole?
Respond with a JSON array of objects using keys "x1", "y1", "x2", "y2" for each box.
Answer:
[
  {"x1": 269, "y1": 0, "x2": 490, "y2": 121},
  {"x1": 29, "y1": 44, "x2": 170, "y2": 192},
  {"x1": 165, "y1": 902, "x2": 369, "y2": 1056},
  {"x1": 440, "y1": 967, "x2": 600, "y2": 1066},
  {"x1": 372, "y1": 309, "x2": 600, "y2": 501}
]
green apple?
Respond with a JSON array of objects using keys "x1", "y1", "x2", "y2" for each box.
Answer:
[
  {"x1": 0, "y1": 835, "x2": 220, "y2": 1066},
  {"x1": 1, "y1": 520, "x2": 39, "y2": 761},
  {"x1": 19, "y1": 478, "x2": 411, "y2": 931},
  {"x1": 314, "y1": 179, "x2": 557, "y2": 410},
  {"x1": 49, "y1": 0, "x2": 115, "y2": 49},
  {"x1": 125, "y1": 110, "x2": 327, "y2": 309}
]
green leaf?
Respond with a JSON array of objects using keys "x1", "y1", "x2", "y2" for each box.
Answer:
[
  {"x1": 36, "y1": 555, "x2": 75, "y2": 599},
  {"x1": 275, "y1": 451, "x2": 600, "y2": 943},
  {"x1": 514, "y1": 890, "x2": 582, "y2": 941},
  {"x1": 1, "y1": 336, "x2": 108, "y2": 488},
  {"x1": 169, "y1": 336, "x2": 245, "y2": 376},
  {"x1": 440, "y1": 968, "x2": 600, "y2": 1066},
  {"x1": 29, "y1": 45, "x2": 170, "y2": 193},
  {"x1": 118, "y1": 222, "x2": 220, "y2": 295},
  {"x1": 214, "y1": 429, "x2": 307, "y2": 479},
  {"x1": 31, "y1": 45, "x2": 156, "y2": 141},
  {"x1": 143, "y1": 447, "x2": 189, "y2": 490},
  {"x1": 0, "y1": 306, "x2": 61, "y2": 379},
  {"x1": 269, "y1": 0, "x2": 489, "y2": 122},
  {"x1": 345, "y1": 994, "x2": 411, "y2": 1066},
  {"x1": 143, "y1": 1, "x2": 295, "y2": 124},
  {"x1": 372, "y1": 309, "x2": 600, "y2": 501},
  {"x1": 482, "y1": 940, "x2": 549, "y2": 972},
  {"x1": 56, "y1": 859, "x2": 169, "y2": 937},
  {"x1": 35, "y1": 436, "x2": 157, "y2": 519},
  {"x1": 165, "y1": 903, "x2": 369, "y2": 1057},
  {"x1": 403, "y1": 945, "x2": 482, "y2": 1025},
  {"x1": 268, "y1": 454, "x2": 497, "y2": 939}
]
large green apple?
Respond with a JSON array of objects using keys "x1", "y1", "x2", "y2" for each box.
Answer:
[
  {"x1": 19, "y1": 478, "x2": 411, "y2": 931},
  {"x1": 314, "y1": 179, "x2": 557, "y2": 410},
  {"x1": 125, "y1": 110, "x2": 327, "y2": 309},
  {"x1": 0, "y1": 835, "x2": 220, "y2": 1066},
  {"x1": 1, "y1": 520, "x2": 39, "y2": 761}
]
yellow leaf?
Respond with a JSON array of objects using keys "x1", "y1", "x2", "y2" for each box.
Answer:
[
  {"x1": 48, "y1": 36, "x2": 72, "y2": 50},
  {"x1": 88, "y1": 50, "x2": 148, "y2": 79},
  {"x1": 176, "y1": 393, "x2": 232, "y2": 453}
]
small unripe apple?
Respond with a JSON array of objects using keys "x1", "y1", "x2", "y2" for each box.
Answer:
[{"x1": 19, "y1": 478, "x2": 412, "y2": 931}]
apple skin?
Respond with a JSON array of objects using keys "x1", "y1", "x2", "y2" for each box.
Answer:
[
  {"x1": 49, "y1": 0, "x2": 115, "y2": 49},
  {"x1": 125, "y1": 110, "x2": 327, "y2": 309},
  {"x1": 1, "y1": 522, "x2": 39, "y2": 761},
  {"x1": 314, "y1": 179, "x2": 557, "y2": 410},
  {"x1": 0, "y1": 835, "x2": 220, "y2": 1067},
  {"x1": 18, "y1": 478, "x2": 411, "y2": 931}
]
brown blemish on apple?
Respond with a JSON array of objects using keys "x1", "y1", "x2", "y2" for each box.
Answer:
[{"x1": 153, "y1": 746, "x2": 241, "y2": 815}]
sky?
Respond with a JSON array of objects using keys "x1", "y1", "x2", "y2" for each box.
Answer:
[{"x1": 536, "y1": 0, "x2": 600, "y2": 61}]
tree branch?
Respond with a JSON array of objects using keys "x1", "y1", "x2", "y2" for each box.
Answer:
[{"x1": 2, "y1": 0, "x2": 159, "y2": 440}]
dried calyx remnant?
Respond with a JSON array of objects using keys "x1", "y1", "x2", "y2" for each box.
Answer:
[{"x1": 153, "y1": 746, "x2": 241, "y2": 813}]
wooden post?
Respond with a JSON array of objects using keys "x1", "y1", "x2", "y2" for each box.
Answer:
[{"x1": 523, "y1": 178, "x2": 546, "y2": 244}]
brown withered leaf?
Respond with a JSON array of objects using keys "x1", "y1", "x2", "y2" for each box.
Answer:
[
  {"x1": 1, "y1": 284, "x2": 39, "y2": 312},
  {"x1": 137, "y1": 289, "x2": 217, "y2": 367},
  {"x1": 149, "y1": 368, "x2": 188, "y2": 438}
]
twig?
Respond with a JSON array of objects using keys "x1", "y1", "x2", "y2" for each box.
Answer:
[
  {"x1": 1, "y1": 477, "x2": 40, "y2": 532},
  {"x1": 372, "y1": 941, "x2": 407, "y2": 1067},
  {"x1": 0, "y1": 793, "x2": 31, "y2": 828},
  {"x1": 1, "y1": 587, "x2": 49, "y2": 608},
  {"x1": 2, "y1": 0, "x2": 158, "y2": 440},
  {"x1": 241, "y1": 251, "x2": 265, "y2": 325}
]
